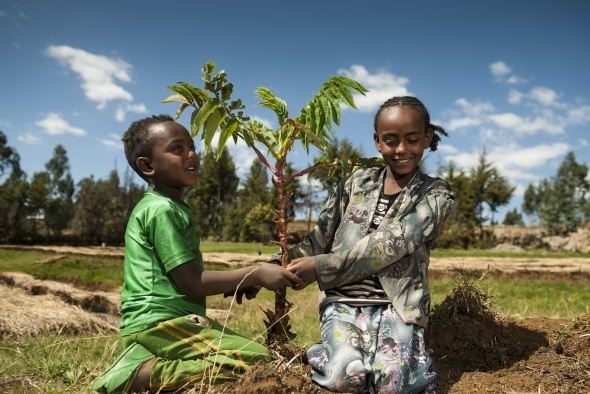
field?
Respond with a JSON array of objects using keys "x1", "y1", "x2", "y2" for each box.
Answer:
[{"x1": 1, "y1": 245, "x2": 589, "y2": 393}]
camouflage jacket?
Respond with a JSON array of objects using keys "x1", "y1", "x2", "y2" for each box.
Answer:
[{"x1": 282, "y1": 167, "x2": 454, "y2": 327}]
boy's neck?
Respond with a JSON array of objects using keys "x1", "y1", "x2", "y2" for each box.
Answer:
[{"x1": 149, "y1": 182, "x2": 183, "y2": 203}]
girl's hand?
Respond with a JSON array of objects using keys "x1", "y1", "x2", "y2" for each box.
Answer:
[
  {"x1": 255, "y1": 264, "x2": 302, "y2": 292},
  {"x1": 286, "y1": 257, "x2": 317, "y2": 290}
]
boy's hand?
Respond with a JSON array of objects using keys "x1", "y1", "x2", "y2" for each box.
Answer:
[
  {"x1": 224, "y1": 285, "x2": 261, "y2": 304},
  {"x1": 287, "y1": 257, "x2": 317, "y2": 290},
  {"x1": 255, "y1": 264, "x2": 302, "y2": 292}
]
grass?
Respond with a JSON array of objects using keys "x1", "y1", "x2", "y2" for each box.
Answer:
[
  {"x1": 431, "y1": 248, "x2": 589, "y2": 259},
  {"x1": 1, "y1": 248, "x2": 589, "y2": 393}
]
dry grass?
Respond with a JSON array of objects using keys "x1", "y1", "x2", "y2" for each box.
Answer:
[{"x1": 0, "y1": 283, "x2": 117, "y2": 340}]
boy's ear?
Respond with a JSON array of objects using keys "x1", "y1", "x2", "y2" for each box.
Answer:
[{"x1": 136, "y1": 157, "x2": 155, "y2": 178}]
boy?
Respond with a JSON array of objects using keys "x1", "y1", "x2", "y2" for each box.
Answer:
[{"x1": 91, "y1": 115, "x2": 301, "y2": 393}]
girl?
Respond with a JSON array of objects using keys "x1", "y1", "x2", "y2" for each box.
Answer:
[{"x1": 286, "y1": 96, "x2": 454, "y2": 393}]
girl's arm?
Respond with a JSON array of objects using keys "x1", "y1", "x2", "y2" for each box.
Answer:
[
  {"x1": 289, "y1": 181, "x2": 453, "y2": 290},
  {"x1": 268, "y1": 175, "x2": 347, "y2": 262}
]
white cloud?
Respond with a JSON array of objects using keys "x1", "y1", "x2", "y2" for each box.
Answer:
[
  {"x1": 35, "y1": 113, "x2": 86, "y2": 136},
  {"x1": 488, "y1": 143, "x2": 570, "y2": 171},
  {"x1": 568, "y1": 105, "x2": 590, "y2": 124},
  {"x1": 487, "y1": 112, "x2": 564, "y2": 135},
  {"x1": 454, "y1": 98, "x2": 494, "y2": 117},
  {"x1": 508, "y1": 88, "x2": 524, "y2": 104},
  {"x1": 579, "y1": 139, "x2": 589, "y2": 147},
  {"x1": 506, "y1": 75, "x2": 526, "y2": 84},
  {"x1": 115, "y1": 102, "x2": 148, "y2": 122},
  {"x1": 46, "y1": 45, "x2": 134, "y2": 110},
  {"x1": 250, "y1": 116, "x2": 274, "y2": 129},
  {"x1": 490, "y1": 61, "x2": 511, "y2": 77},
  {"x1": 338, "y1": 65, "x2": 411, "y2": 112},
  {"x1": 529, "y1": 87, "x2": 561, "y2": 106},
  {"x1": 436, "y1": 144, "x2": 459, "y2": 154},
  {"x1": 490, "y1": 61, "x2": 525, "y2": 84},
  {"x1": 447, "y1": 117, "x2": 482, "y2": 131},
  {"x1": 17, "y1": 133, "x2": 42, "y2": 144},
  {"x1": 101, "y1": 133, "x2": 123, "y2": 150}
]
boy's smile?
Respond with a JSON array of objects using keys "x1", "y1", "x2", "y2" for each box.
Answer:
[
  {"x1": 139, "y1": 121, "x2": 199, "y2": 201},
  {"x1": 374, "y1": 106, "x2": 433, "y2": 191}
]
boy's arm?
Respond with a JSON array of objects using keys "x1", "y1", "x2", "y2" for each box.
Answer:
[
  {"x1": 169, "y1": 262, "x2": 301, "y2": 297},
  {"x1": 289, "y1": 185, "x2": 454, "y2": 290}
]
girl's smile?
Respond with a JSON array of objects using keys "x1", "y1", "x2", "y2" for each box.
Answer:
[{"x1": 374, "y1": 106, "x2": 433, "y2": 192}]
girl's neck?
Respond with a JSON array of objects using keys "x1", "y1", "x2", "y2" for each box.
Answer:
[{"x1": 383, "y1": 167, "x2": 417, "y2": 194}]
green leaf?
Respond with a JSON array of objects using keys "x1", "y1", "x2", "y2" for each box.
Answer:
[
  {"x1": 166, "y1": 86, "x2": 194, "y2": 105},
  {"x1": 318, "y1": 95, "x2": 332, "y2": 133},
  {"x1": 217, "y1": 118, "x2": 239, "y2": 157},
  {"x1": 255, "y1": 87, "x2": 288, "y2": 124},
  {"x1": 162, "y1": 93, "x2": 189, "y2": 104},
  {"x1": 175, "y1": 102, "x2": 189, "y2": 119},
  {"x1": 191, "y1": 98, "x2": 220, "y2": 138},
  {"x1": 204, "y1": 60, "x2": 216, "y2": 75},
  {"x1": 178, "y1": 81, "x2": 210, "y2": 107},
  {"x1": 203, "y1": 107, "x2": 225, "y2": 152},
  {"x1": 328, "y1": 96, "x2": 341, "y2": 125},
  {"x1": 340, "y1": 159, "x2": 351, "y2": 175}
]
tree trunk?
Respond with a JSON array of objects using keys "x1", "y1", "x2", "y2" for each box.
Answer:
[{"x1": 263, "y1": 161, "x2": 297, "y2": 351}]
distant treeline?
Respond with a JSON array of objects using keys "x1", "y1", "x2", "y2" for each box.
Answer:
[{"x1": 0, "y1": 131, "x2": 587, "y2": 248}]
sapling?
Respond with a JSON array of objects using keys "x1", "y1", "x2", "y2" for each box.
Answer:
[{"x1": 163, "y1": 61, "x2": 380, "y2": 347}]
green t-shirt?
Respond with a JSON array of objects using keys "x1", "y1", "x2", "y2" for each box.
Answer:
[{"x1": 119, "y1": 187, "x2": 205, "y2": 336}]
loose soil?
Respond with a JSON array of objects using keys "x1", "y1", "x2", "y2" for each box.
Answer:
[{"x1": 1, "y1": 246, "x2": 589, "y2": 393}]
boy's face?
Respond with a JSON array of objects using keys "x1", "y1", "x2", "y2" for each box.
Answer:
[
  {"x1": 374, "y1": 106, "x2": 433, "y2": 181},
  {"x1": 138, "y1": 121, "x2": 199, "y2": 200}
]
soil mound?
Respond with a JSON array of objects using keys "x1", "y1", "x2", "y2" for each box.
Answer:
[{"x1": 428, "y1": 281, "x2": 590, "y2": 393}]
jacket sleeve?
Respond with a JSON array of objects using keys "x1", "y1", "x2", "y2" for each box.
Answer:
[
  {"x1": 314, "y1": 183, "x2": 454, "y2": 291},
  {"x1": 267, "y1": 177, "x2": 347, "y2": 263}
]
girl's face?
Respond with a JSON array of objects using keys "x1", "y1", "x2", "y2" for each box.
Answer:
[{"x1": 374, "y1": 106, "x2": 433, "y2": 181}]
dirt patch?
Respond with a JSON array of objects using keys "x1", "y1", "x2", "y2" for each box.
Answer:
[{"x1": 2, "y1": 246, "x2": 590, "y2": 392}]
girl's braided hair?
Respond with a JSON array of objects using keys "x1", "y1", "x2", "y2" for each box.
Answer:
[{"x1": 373, "y1": 96, "x2": 448, "y2": 152}]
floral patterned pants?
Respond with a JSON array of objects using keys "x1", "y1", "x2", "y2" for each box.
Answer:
[{"x1": 307, "y1": 303, "x2": 437, "y2": 394}]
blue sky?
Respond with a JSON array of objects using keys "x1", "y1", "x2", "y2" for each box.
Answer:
[{"x1": 1, "y1": 1, "x2": 589, "y2": 222}]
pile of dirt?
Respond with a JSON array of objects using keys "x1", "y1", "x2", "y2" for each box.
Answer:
[
  {"x1": 492, "y1": 224, "x2": 590, "y2": 253},
  {"x1": 205, "y1": 363, "x2": 332, "y2": 394},
  {"x1": 201, "y1": 286, "x2": 590, "y2": 393},
  {"x1": 427, "y1": 283, "x2": 590, "y2": 393}
]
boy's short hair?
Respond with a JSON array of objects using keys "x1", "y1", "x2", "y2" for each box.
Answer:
[{"x1": 122, "y1": 114, "x2": 174, "y2": 181}]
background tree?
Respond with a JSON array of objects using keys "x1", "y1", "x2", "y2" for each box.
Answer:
[
  {"x1": 535, "y1": 152, "x2": 589, "y2": 235},
  {"x1": 183, "y1": 147, "x2": 239, "y2": 240},
  {"x1": 522, "y1": 183, "x2": 540, "y2": 226},
  {"x1": 44, "y1": 145, "x2": 75, "y2": 238},
  {"x1": 164, "y1": 61, "x2": 376, "y2": 347},
  {"x1": 470, "y1": 150, "x2": 515, "y2": 236},
  {"x1": 71, "y1": 169, "x2": 145, "y2": 245},
  {"x1": 436, "y1": 161, "x2": 478, "y2": 249},
  {"x1": 310, "y1": 137, "x2": 364, "y2": 196},
  {"x1": 0, "y1": 131, "x2": 29, "y2": 242},
  {"x1": 503, "y1": 208, "x2": 525, "y2": 226},
  {"x1": 232, "y1": 158, "x2": 274, "y2": 242}
]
